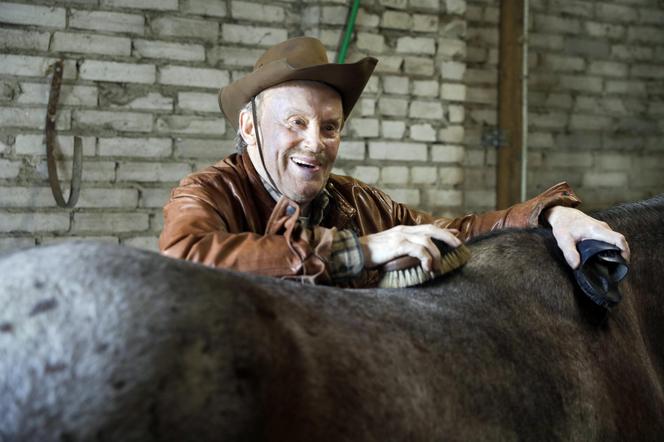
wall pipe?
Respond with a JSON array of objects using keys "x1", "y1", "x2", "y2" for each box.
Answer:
[{"x1": 336, "y1": 0, "x2": 361, "y2": 64}]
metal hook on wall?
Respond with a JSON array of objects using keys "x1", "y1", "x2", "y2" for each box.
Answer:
[{"x1": 45, "y1": 59, "x2": 82, "y2": 208}]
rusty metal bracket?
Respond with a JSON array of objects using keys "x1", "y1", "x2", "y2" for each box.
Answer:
[{"x1": 46, "y1": 59, "x2": 82, "y2": 208}]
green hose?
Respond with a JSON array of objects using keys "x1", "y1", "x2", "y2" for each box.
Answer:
[{"x1": 336, "y1": 0, "x2": 361, "y2": 63}]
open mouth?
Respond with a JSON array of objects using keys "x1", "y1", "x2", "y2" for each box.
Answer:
[{"x1": 291, "y1": 157, "x2": 321, "y2": 171}]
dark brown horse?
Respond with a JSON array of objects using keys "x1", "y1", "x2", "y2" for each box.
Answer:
[{"x1": 1, "y1": 195, "x2": 663, "y2": 441}]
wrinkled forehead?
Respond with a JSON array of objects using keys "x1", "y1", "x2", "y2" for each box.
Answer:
[{"x1": 260, "y1": 80, "x2": 343, "y2": 118}]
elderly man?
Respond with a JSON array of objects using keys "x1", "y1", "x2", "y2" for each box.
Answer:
[{"x1": 159, "y1": 37, "x2": 628, "y2": 287}]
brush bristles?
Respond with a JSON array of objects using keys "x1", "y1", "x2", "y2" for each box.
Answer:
[{"x1": 378, "y1": 244, "x2": 471, "y2": 289}]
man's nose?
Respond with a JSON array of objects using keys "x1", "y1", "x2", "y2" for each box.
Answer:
[{"x1": 302, "y1": 125, "x2": 323, "y2": 152}]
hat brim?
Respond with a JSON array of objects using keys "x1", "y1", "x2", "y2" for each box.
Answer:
[{"x1": 220, "y1": 56, "x2": 378, "y2": 130}]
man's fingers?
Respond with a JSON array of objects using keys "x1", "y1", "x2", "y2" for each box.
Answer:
[{"x1": 555, "y1": 233, "x2": 581, "y2": 269}]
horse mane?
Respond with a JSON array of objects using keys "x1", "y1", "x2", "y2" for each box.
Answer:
[{"x1": 591, "y1": 193, "x2": 664, "y2": 232}]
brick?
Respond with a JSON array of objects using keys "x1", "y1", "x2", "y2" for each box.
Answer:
[
  {"x1": 544, "y1": 151, "x2": 593, "y2": 168},
  {"x1": 117, "y1": 162, "x2": 191, "y2": 182},
  {"x1": 584, "y1": 22, "x2": 625, "y2": 40},
  {"x1": 427, "y1": 189, "x2": 461, "y2": 207},
  {"x1": 611, "y1": 45, "x2": 653, "y2": 61},
  {"x1": 208, "y1": 46, "x2": 264, "y2": 67},
  {"x1": 413, "y1": 14, "x2": 438, "y2": 32},
  {"x1": 467, "y1": 27, "x2": 498, "y2": 46},
  {"x1": 359, "y1": 98, "x2": 375, "y2": 116},
  {"x1": 69, "y1": 10, "x2": 145, "y2": 34},
  {"x1": 563, "y1": 37, "x2": 610, "y2": 58},
  {"x1": 351, "y1": 166, "x2": 379, "y2": 184},
  {"x1": 437, "y1": 38, "x2": 466, "y2": 59},
  {"x1": 385, "y1": 188, "x2": 420, "y2": 206},
  {"x1": 357, "y1": 33, "x2": 385, "y2": 53},
  {"x1": 17, "y1": 83, "x2": 98, "y2": 106},
  {"x1": 0, "y1": 2, "x2": 65, "y2": 27},
  {"x1": 448, "y1": 105, "x2": 464, "y2": 123},
  {"x1": 80, "y1": 60, "x2": 156, "y2": 84},
  {"x1": 151, "y1": 16, "x2": 218, "y2": 40},
  {"x1": 438, "y1": 126, "x2": 464, "y2": 143},
  {"x1": 382, "y1": 121, "x2": 406, "y2": 139},
  {"x1": 410, "y1": 123, "x2": 436, "y2": 141},
  {"x1": 542, "y1": 54, "x2": 585, "y2": 72},
  {"x1": 404, "y1": 57, "x2": 434, "y2": 76},
  {"x1": 0, "y1": 55, "x2": 76, "y2": 79},
  {"x1": 582, "y1": 172, "x2": 627, "y2": 188},
  {"x1": 174, "y1": 138, "x2": 235, "y2": 159},
  {"x1": 631, "y1": 64, "x2": 664, "y2": 79},
  {"x1": 73, "y1": 212, "x2": 149, "y2": 233},
  {"x1": 51, "y1": 32, "x2": 131, "y2": 56},
  {"x1": 75, "y1": 188, "x2": 139, "y2": 208},
  {"x1": 413, "y1": 80, "x2": 439, "y2": 97},
  {"x1": 554, "y1": 133, "x2": 601, "y2": 150},
  {"x1": 0, "y1": 107, "x2": 70, "y2": 130},
  {"x1": 381, "y1": 166, "x2": 409, "y2": 184},
  {"x1": 350, "y1": 118, "x2": 379, "y2": 138},
  {"x1": 529, "y1": 34, "x2": 564, "y2": 51},
  {"x1": 222, "y1": 24, "x2": 287, "y2": 47},
  {"x1": 548, "y1": 0, "x2": 593, "y2": 17},
  {"x1": 529, "y1": 111, "x2": 568, "y2": 129},
  {"x1": 111, "y1": 92, "x2": 173, "y2": 111},
  {"x1": 441, "y1": 61, "x2": 466, "y2": 81},
  {"x1": 0, "y1": 237, "x2": 35, "y2": 251},
  {"x1": 441, "y1": 84, "x2": 466, "y2": 102},
  {"x1": 465, "y1": 87, "x2": 495, "y2": 104},
  {"x1": 558, "y1": 75, "x2": 603, "y2": 94},
  {"x1": 74, "y1": 110, "x2": 152, "y2": 132},
  {"x1": 411, "y1": 166, "x2": 437, "y2": 184},
  {"x1": 134, "y1": 40, "x2": 205, "y2": 62},
  {"x1": 123, "y1": 236, "x2": 159, "y2": 251},
  {"x1": 464, "y1": 190, "x2": 493, "y2": 208},
  {"x1": 595, "y1": 3, "x2": 638, "y2": 22},
  {"x1": 587, "y1": 61, "x2": 628, "y2": 78},
  {"x1": 529, "y1": 132, "x2": 554, "y2": 149},
  {"x1": 356, "y1": 9, "x2": 380, "y2": 27},
  {"x1": 412, "y1": 0, "x2": 438, "y2": 10},
  {"x1": 410, "y1": 101, "x2": 444, "y2": 119},
  {"x1": 178, "y1": 92, "x2": 219, "y2": 113},
  {"x1": 445, "y1": 0, "x2": 466, "y2": 15},
  {"x1": 533, "y1": 14, "x2": 580, "y2": 34},
  {"x1": 0, "y1": 213, "x2": 69, "y2": 233},
  {"x1": 321, "y1": 6, "x2": 347, "y2": 25},
  {"x1": 0, "y1": 158, "x2": 21, "y2": 179},
  {"x1": 598, "y1": 154, "x2": 632, "y2": 171},
  {"x1": 35, "y1": 159, "x2": 116, "y2": 182},
  {"x1": 338, "y1": 141, "x2": 365, "y2": 160},
  {"x1": 0, "y1": 28, "x2": 50, "y2": 51},
  {"x1": 182, "y1": 0, "x2": 227, "y2": 17},
  {"x1": 381, "y1": 11, "x2": 412, "y2": 30},
  {"x1": 156, "y1": 115, "x2": 225, "y2": 135},
  {"x1": 379, "y1": 0, "x2": 407, "y2": 9},
  {"x1": 439, "y1": 166, "x2": 463, "y2": 185},
  {"x1": 396, "y1": 37, "x2": 436, "y2": 55},
  {"x1": 382, "y1": 76, "x2": 409, "y2": 95},
  {"x1": 99, "y1": 137, "x2": 172, "y2": 157},
  {"x1": 378, "y1": 97, "x2": 408, "y2": 117},
  {"x1": 100, "y1": 0, "x2": 177, "y2": 10},
  {"x1": 159, "y1": 66, "x2": 229, "y2": 89},
  {"x1": 369, "y1": 142, "x2": 427, "y2": 161},
  {"x1": 365, "y1": 77, "x2": 379, "y2": 94},
  {"x1": 15, "y1": 134, "x2": 95, "y2": 156},
  {"x1": 605, "y1": 80, "x2": 647, "y2": 95},
  {"x1": 569, "y1": 114, "x2": 613, "y2": 131},
  {"x1": 140, "y1": 188, "x2": 171, "y2": 208},
  {"x1": 374, "y1": 56, "x2": 404, "y2": 74},
  {"x1": 232, "y1": 1, "x2": 284, "y2": 23}
]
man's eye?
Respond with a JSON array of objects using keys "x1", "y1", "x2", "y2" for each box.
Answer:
[
  {"x1": 324, "y1": 124, "x2": 339, "y2": 132},
  {"x1": 292, "y1": 119, "x2": 305, "y2": 127}
]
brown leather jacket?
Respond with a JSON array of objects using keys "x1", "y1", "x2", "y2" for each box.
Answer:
[{"x1": 160, "y1": 153, "x2": 581, "y2": 287}]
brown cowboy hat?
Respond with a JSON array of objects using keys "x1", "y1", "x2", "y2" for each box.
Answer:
[{"x1": 219, "y1": 36, "x2": 378, "y2": 130}]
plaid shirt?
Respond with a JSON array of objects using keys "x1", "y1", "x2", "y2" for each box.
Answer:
[{"x1": 260, "y1": 176, "x2": 364, "y2": 282}]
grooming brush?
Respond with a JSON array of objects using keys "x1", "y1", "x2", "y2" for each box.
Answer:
[{"x1": 378, "y1": 240, "x2": 471, "y2": 288}]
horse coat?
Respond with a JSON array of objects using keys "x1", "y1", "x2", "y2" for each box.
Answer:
[{"x1": 1, "y1": 195, "x2": 663, "y2": 441}]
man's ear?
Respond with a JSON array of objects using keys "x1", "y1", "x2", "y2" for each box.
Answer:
[{"x1": 238, "y1": 109, "x2": 256, "y2": 146}]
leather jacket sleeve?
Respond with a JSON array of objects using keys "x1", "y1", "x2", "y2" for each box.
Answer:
[{"x1": 388, "y1": 181, "x2": 581, "y2": 240}]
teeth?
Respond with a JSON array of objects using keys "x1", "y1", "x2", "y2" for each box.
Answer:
[{"x1": 293, "y1": 159, "x2": 315, "y2": 168}]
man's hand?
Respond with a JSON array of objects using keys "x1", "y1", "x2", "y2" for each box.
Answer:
[
  {"x1": 359, "y1": 224, "x2": 461, "y2": 272},
  {"x1": 544, "y1": 206, "x2": 630, "y2": 269}
]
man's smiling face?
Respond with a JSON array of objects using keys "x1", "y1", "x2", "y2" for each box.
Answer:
[{"x1": 243, "y1": 80, "x2": 343, "y2": 207}]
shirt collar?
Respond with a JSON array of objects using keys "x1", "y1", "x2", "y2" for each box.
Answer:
[{"x1": 258, "y1": 175, "x2": 331, "y2": 227}]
